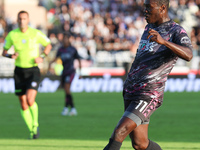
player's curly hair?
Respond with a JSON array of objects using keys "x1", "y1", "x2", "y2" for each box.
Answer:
[{"x1": 156, "y1": 0, "x2": 169, "y2": 8}]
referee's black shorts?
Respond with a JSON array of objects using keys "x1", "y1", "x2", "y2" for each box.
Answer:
[{"x1": 14, "y1": 66, "x2": 40, "y2": 95}]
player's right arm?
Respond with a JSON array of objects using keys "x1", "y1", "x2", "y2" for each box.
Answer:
[
  {"x1": 2, "y1": 32, "x2": 19, "y2": 59},
  {"x1": 74, "y1": 49, "x2": 82, "y2": 79},
  {"x1": 147, "y1": 28, "x2": 193, "y2": 61},
  {"x1": 48, "y1": 47, "x2": 61, "y2": 74},
  {"x1": 2, "y1": 50, "x2": 19, "y2": 59}
]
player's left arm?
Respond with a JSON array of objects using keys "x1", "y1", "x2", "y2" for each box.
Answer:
[
  {"x1": 2, "y1": 32, "x2": 19, "y2": 59},
  {"x1": 147, "y1": 28, "x2": 193, "y2": 61},
  {"x1": 74, "y1": 48, "x2": 82, "y2": 78},
  {"x1": 42, "y1": 43, "x2": 52, "y2": 56},
  {"x1": 2, "y1": 49, "x2": 19, "y2": 59},
  {"x1": 35, "y1": 30, "x2": 52, "y2": 64},
  {"x1": 77, "y1": 58, "x2": 82, "y2": 79},
  {"x1": 35, "y1": 44, "x2": 52, "y2": 64}
]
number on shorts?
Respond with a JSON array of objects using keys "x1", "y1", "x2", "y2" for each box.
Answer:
[{"x1": 135, "y1": 100, "x2": 148, "y2": 112}]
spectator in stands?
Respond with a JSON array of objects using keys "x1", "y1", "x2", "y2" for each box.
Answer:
[{"x1": 1, "y1": 0, "x2": 200, "y2": 72}]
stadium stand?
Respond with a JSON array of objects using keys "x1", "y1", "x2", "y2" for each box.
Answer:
[{"x1": 1, "y1": 0, "x2": 200, "y2": 76}]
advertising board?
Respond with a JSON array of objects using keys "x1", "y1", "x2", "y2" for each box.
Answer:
[{"x1": 0, "y1": 73, "x2": 200, "y2": 93}]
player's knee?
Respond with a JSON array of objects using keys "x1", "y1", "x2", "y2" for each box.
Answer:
[
  {"x1": 114, "y1": 126, "x2": 129, "y2": 141},
  {"x1": 20, "y1": 101, "x2": 29, "y2": 110},
  {"x1": 132, "y1": 140, "x2": 148, "y2": 150},
  {"x1": 132, "y1": 143, "x2": 147, "y2": 150},
  {"x1": 26, "y1": 97, "x2": 35, "y2": 106}
]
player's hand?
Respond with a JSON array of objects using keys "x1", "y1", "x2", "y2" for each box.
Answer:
[
  {"x1": 35, "y1": 57, "x2": 44, "y2": 64},
  {"x1": 12, "y1": 52, "x2": 19, "y2": 59},
  {"x1": 147, "y1": 28, "x2": 165, "y2": 44},
  {"x1": 79, "y1": 75, "x2": 82, "y2": 79}
]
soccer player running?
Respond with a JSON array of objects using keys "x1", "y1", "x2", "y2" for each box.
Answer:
[
  {"x1": 103, "y1": 0, "x2": 193, "y2": 150},
  {"x1": 2, "y1": 11, "x2": 52, "y2": 139},
  {"x1": 49, "y1": 34, "x2": 81, "y2": 116}
]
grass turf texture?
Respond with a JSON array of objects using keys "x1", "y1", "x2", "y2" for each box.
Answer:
[{"x1": 0, "y1": 91, "x2": 200, "y2": 150}]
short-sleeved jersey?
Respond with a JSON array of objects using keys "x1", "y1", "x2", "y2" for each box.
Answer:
[
  {"x1": 123, "y1": 20, "x2": 192, "y2": 102},
  {"x1": 4, "y1": 27, "x2": 50, "y2": 68},
  {"x1": 56, "y1": 46, "x2": 81, "y2": 75}
]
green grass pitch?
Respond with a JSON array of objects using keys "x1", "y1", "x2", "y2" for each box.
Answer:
[{"x1": 0, "y1": 90, "x2": 200, "y2": 150}]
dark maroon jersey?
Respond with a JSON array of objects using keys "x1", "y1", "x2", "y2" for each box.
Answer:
[
  {"x1": 123, "y1": 20, "x2": 192, "y2": 102},
  {"x1": 56, "y1": 46, "x2": 81, "y2": 75}
]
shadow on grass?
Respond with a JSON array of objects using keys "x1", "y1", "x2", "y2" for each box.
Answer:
[
  {"x1": 0, "y1": 142, "x2": 199, "y2": 150},
  {"x1": 0, "y1": 143, "x2": 130, "y2": 150},
  {"x1": 0, "y1": 144, "x2": 102, "y2": 148},
  {"x1": 163, "y1": 148, "x2": 200, "y2": 150}
]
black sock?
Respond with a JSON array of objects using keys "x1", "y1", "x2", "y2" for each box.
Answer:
[
  {"x1": 65, "y1": 94, "x2": 74, "y2": 108},
  {"x1": 65, "y1": 94, "x2": 69, "y2": 107},
  {"x1": 103, "y1": 138, "x2": 122, "y2": 150},
  {"x1": 146, "y1": 140, "x2": 162, "y2": 150}
]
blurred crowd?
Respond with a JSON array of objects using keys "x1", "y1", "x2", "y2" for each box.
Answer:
[
  {"x1": 1, "y1": 0, "x2": 200, "y2": 70},
  {"x1": 39, "y1": 0, "x2": 145, "y2": 68},
  {"x1": 39, "y1": 0, "x2": 200, "y2": 69}
]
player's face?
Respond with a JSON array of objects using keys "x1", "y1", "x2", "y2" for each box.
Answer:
[
  {"x1": 143, "y1": 0, "x2": 161, "y2": 25},
  {"x1": 17, "y1": 13, "x2": 29, "y2": 30},
  {"x1": 63, "y1": 36, "x2": 70, "y2": 47}
]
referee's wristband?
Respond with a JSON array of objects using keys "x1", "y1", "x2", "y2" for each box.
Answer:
[
  {"x1": 5, "y1": 54, "x2": 12, "y2": 58},
  {"x1": 40, "y1": 53, "x2": 47, "y2": 59}
]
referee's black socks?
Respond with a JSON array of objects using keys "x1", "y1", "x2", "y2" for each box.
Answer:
[
  {"x1": 146, "y1": 140, "x2": 162, "y2": 150},
  {"x1": 103, "y1": 138, "x2": 122, "y2": 150}
]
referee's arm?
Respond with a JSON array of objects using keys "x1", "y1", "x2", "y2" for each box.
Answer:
[
  {"x1": 43, "y1": 43, "x2": 52, "y2": 56},
  {"x1": 35, "y1": 44, "x2": 52, "y2": 64},
  {"x1": 2, "y1": 49, "x2": 19, "y2": 59}
]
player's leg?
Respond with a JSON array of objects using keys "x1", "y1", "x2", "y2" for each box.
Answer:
[
  {"x1": 62, "y1": 73, "x2": 77, "y2": 116},
  {"x1": 129, "y1": 124, "x2": 149, "y2": 150},
  {"x1": 26, "y1": 67, "x2": 40, "y2": 138},
  {"x1": 127, "y1": 98, "x2": 162, "y2": 150},
  {"x1": 64, "y1": 82, "x2": 73, "y2": 107},
  {"x1": 18, "y1": 94, "x2": 33, "y2": 138},
  {"x1": 104, "y1": 97, "x2": 138, "y2": 150},
  {"x1": 27, "y1": 89, "x2": 39, "y2": 138},
  {"x1": 103, "y1": 116, "x2": 137, "y2": 150},
  {"x1": 14, "y1": 67, "x2": 33, "y2": 138},
  {"x1": 129, "y1": 124, "x2": 162, "y2": 150},
  {"x1": 64, "y1": 82, "x2": 77, "y2": 116},
  {"x1": 27, "y1": 89, "x2": 37, "y2": 106},
  {"x1": 104, "y1": 96, "x2": 162, "y2": 150},
  {"x1": 19, "y1": 95, "x2": 29, "y2": 110},
  {"x1": 61, "y1": 82, "x2": 70, "y2": 116}
]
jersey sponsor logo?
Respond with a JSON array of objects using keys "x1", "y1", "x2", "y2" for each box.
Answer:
[
  {"x1": 61, "y1": 53, "x2": 71, "y2": 60},
  {"x1": 22, "y1": 39, "x2": 26, "y2": 44},
  {"x1": 31, "y1": 81, "x2": 37, "y2": 87},
  {"x1": 139, "y1": 40, "x2": 158, "y2": 52},
  {"x1": 159, "y1": 29, "x2": 166, "y2": 34},
  {"x1": 180, "y1": 36, "x2": 190, "y2": 44}
]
